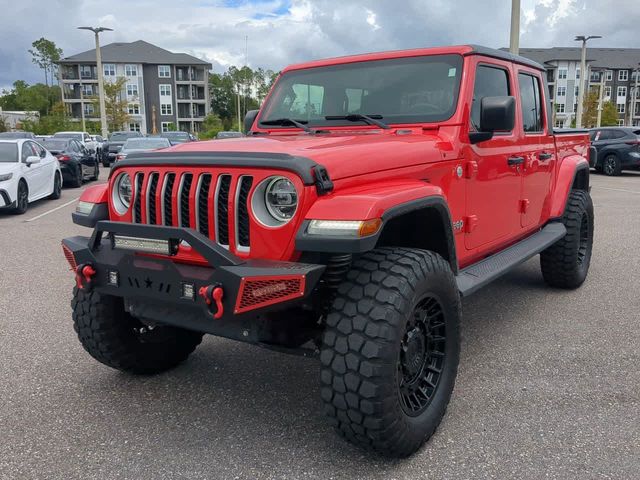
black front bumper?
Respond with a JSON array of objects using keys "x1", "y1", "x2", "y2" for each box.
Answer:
[{"x1": 62, "y1": 221, "x2": 325, "y2": 339}]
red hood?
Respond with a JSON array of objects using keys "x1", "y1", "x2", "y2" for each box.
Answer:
[{"x1": 168, "y1": 130, "x2": 448, "y2": 181}]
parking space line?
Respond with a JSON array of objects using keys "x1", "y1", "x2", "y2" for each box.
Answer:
[
  {"x1": 595, "y1": 186, "x2": 640, "y2": 195},
  {"x1": 25, "y1": 198, "x2": 79, "y2": 222}
]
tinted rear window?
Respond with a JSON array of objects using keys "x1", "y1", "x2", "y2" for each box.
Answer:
[
  {"x1": 42, "y1": 140, "x2": 69, "y2": 150},
  {"x1": 54, "y1": 133, "x2": 83, "y2": 140},
  {"x1": 109, "y1": 132, "x2": 141, "y2": 141},
  {"x1": 0, "y1": 143, "x2": 18, "y2": 162}
]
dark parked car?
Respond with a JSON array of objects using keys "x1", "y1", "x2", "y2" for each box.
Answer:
[
  {"x1": 0, "y1": 131, "x2": 36, "y2": 139},
  {"x1": 102, "y1": 131, "x2": 144, "y2": 166},
  {"x1": 161, "y1": 131, "x2": 195, "y2": 145},
  {"x1": 41, "y1": 138, "x2": 99, "y2": 187},
  {"x1": 115, "y1": 137, "x2": 171, "y2": 161},
  {"x1": 590, "y1": 127, "x2": 640, "y2": 176},
  {"x1": 216, "y1": 131, "x2": 245, "y2": 139}
]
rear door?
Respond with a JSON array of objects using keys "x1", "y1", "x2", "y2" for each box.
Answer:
[
  {"x1": 465, "y1": 60, "x2": 522, "y2": 249},
  {"x1": 516, "y1": 71, "x2": 556, "y2": 228}
]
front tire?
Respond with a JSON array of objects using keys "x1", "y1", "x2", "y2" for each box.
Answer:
[
  {"x1": 320, "y1": 248, "x2": 461, "y2": 457},
  {"x1": 72, "y1": 288, "x2": 204, "y2": 374},
  {"x1": 540, "y1": 190, "x2": 594, "y2": 289},
  {"x1": 12, "y1": 180, "x2": 28, "y2": 214}
]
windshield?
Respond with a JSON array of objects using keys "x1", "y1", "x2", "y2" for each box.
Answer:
[
  {"x1": 0, "y1": 143, "x2": 19, "y2": 163},
  {"x1": 109, "y1": 132, "x2": 141, "y2": 141},
  {"x1": 53, "y1": 133, "x2": 82, "y2": 140},
  {"x1": 260, "y1": 54, "x2": 463, "y2": 128},
  {"x1": 42, "y1": 140, "x2": 69, "y2": 151},
  {"x1": 123, "y1": 138, "x2": 170, "y2": 150}
]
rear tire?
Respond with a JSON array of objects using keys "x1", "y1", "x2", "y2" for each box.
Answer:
[
  {"x1": 72, "y1": 288, "x2": 204, "y2": 374},
  {"x1": 72, "y1": 165, "x2": 83, "y2": 188},
  {"x1": 540, "y1": 190, "x2": 594, "y2": 289},
  {"x1": 603, "y1": 154, "x2": 621, "y2": 176},
  {"x1": 49, "y1": 172, "x2": 62, "y2": 199},
  {"x1": 320, "y1": 248, "x2": 461, "y2": 457},
  {"x1": 90, "y1": 162, "x2": 99, "y2": 181}
]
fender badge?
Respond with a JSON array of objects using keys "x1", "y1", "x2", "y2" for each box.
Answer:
[{"x1": 455, "y1": 165, "x2": 463, "y2": 178}]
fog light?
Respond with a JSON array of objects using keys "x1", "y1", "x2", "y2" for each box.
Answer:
[
  {"x1": 307, "y1": 218, "x2": 382, "y2": 237},
  {"x1": 182, "y1": 282, "x2": 195, "y2": 300},
  {"x1": 108, "y1": 270, "x2": 119, "y2": 286},
  {"x1": 113, "y1": 235, "x2": 177, "y2": 255}
]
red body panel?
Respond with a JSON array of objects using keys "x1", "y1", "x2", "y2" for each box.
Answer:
[
  {"x1": 79, "y1": 184, "x2": 108, "y2": 204},
  {"x1": 103, "y1": 47, "x2": 590, "y2": 272}
]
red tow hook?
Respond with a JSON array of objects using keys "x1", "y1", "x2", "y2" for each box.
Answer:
[
  {"x1": 198, "y1": 284, "x2": 224, "y2": 319},
  {"x1": 75, "y1": 264, "x2": 96, "y2": 290}
]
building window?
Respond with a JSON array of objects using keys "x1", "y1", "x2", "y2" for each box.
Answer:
[
  {"x1": 82, "y1": 84, "x2": 94, "y2": 96},
  {"x1": 129, "y1": 122, "x2": 141, "y2": 132},
  {"x1": 574, "y1": 86, "x2": 579, "y2": 98},
  {"x1": 619, "y1": 70, "x2": 628, "y2": 81},
  {"x1": 575, "y1": 68, "x2": 580, "y2": 80},
  {"x1": 558, "y1": 69, "x2": 567, "y2": 80},
  {"x1": 127, "y1": 103, "x2": 140, "y2": 115},
  {"x1": 158, "y1": 65, "x2": 171, "y2": 78},
  {"x1": 160, "y1": 103, "x2": 172, "y2": 116},
  {"x1": 127, "y1": 84, "x2": 139, "y2": 97},
  {"x1": 161, "y1": 122, "x2": 173, "y2": 132},
  {"x1": 605, "y1": 86, "x2": 612, "y2": 98},
  {"x1": 160, "y1": 84, "x2": 172, "y2": 97},
  {"x1": 125, "y1": 64, "x2": 138, "y2": 76},
  {"x1": 83, "y1": 104, "x2": 94, "y2": 115},
  {"x1": 103, "y1": 64, "x2": 115, "y2": 76},
  {"x1": 617, "y1": 119, "x2": 625, "y2": 126},
  {"x1": 80, "y1": 65, "x2": 94, "y2": 79},
  {"x1": 556, "y1": 103, "x2": 565, "y2": 113},
  {"x1": 557, "y1": 86, "x2": 566, "y2": 97},
  {"x1": 554, "y1": 119, "x2": 564, "y2": 128},
  {"x1": 617, "y1": 103, "x2": 625, "y2": 114},
  {"x1": 606, "y1": 70, "x2": 613, "y2": 81},
  {"x1": 617, "y1": 86, "x2": 627, "y2": 98}
]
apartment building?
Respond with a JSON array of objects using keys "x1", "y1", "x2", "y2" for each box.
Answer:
[
  {"x1": 513, "y1": 47, "x2": 640, "y2": 128},
  {"x1": 57, "y1": 40, "x2": 212, "y2": 134}
]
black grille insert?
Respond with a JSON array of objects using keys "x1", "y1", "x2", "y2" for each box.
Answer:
[
  {"x1": 163, "y1": 173, "x2": 175, "y2": 226},
  {"x1": 133, "y1": 173, "x2": 144, "y2": 223},
  {"x1": 148, "y1": 173, "x2": 159, "y2": 224},
  {"x1": 237, "y1": 176, "x2": 253, "y2": 247},
  {"x1": 197, "y1": 174, "x2": 212, "y2": 237},
  {"x1": 217, "y1": 175, "x2": 231, "y2": 245},
  {"x1": 179, "y1": 174, "x2": 193, "y2": 228}
]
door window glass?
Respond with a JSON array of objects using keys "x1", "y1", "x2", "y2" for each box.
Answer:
[
  {"x1": 518, "y1": 73, "x2": 544, "y2": 133},
  {"x1": 471, "y1": 65, "x2": 510, "y2": 130}
]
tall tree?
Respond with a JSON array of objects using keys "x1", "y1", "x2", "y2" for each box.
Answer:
[
  {"x1": 93, "y1": 77, "x2": 131, "y2": 131},
  {"x1": 28, "y1": 38, "x2": 63, "y2": 88},
  {"x1": 0, "y1": 80, "x2": 60, "y2": 116},
  {"x1": 581, "y1": 90, "x2": 619, "y2": 128}
]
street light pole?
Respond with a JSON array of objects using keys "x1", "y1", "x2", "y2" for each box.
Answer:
[
  {"x1": 509, "y1": 0, "x2": 520, "y2": 55},
  {"x1": 78, "y1": 26, "x2": 113, "y2": 138},
  {"x1": 596, "y1": 70, "x2": 605, "y2": 128},
  {"x1": 574, "y1": 35, "x2": 601, "y2": 129}
]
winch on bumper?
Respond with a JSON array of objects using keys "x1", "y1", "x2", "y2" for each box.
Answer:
[{"x1": 62, "y1": 221, "x2": 325, "y2": 343}]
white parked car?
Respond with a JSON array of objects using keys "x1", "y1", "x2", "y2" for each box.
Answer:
[
  {"x1": 0, "y1": 139, "x2": 62, "y2": 214},
  {"x1": 53, "y1": 131, "x2": 98, "y2": 157}
]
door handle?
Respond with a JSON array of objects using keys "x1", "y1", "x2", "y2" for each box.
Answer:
[
  {"x1": 507, "y1": 156, "x2": 525, "y2": 166},
  {"x1": 538, "y1": 152, "x2": 553, "y2": 160}
]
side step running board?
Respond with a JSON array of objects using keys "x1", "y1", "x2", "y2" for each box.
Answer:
[{"x1": 456, "y1": 223, "x2": 566, "y2": 296}]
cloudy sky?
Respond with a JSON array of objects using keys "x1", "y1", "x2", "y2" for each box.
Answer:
[{"x1": 1, "y1": 0, "x2": 639, "y2": 90}]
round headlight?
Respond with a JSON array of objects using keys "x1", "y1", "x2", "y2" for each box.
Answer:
[
  {"x1": 112, "y1": 172, "x2": 132, "y2": 214},
  {"x1": 251, "y1": 176, "x2": 298, "y2": 227},
  {"x1": 265, "y1": 177, "x2": 298, "y2": 221}
]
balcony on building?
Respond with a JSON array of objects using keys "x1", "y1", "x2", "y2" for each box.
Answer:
[
  {"x1": 61, "y1": 65, "x2": 79, "y2": 80},
  {"x1": 175, "y1": 66, "x2": 206, "y2": 82},
  {"x1": 546, "y1": 69, "x2": 555, "y2": 83},
  {"x1": 79, "y1": 65, "x2": 98, "y2": 81}
]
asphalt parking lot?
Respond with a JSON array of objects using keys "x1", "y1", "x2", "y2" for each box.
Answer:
[{"x1": 1, "y1": 170, "x2": 638, "y2": 480}]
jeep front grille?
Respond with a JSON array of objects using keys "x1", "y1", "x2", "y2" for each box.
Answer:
[{"x1": 132, "y1": 171, "x2": 254, "y2": 251}]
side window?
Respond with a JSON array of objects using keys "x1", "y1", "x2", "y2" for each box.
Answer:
[
  {"x1": 471, "y1": 65, "x2": 510, "y2": 130},
  {"x1": 21, "y1": 142, "x2": 35, "y2": 162},
  {"x1": 610, "y1": 130, "x2": 626, "y2": 140},
  {"x1": 518, "y1": 73, "x2": 544, "y2": 133},
  {"x1": 32, "y1": 142, "x2": 45, "y2": 157},
  {"x1": 598, "y1": 130, "x2": 612, "y2": 141}
]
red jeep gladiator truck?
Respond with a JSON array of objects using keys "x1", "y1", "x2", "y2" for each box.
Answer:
[{"x1": 63, "y1": 45, "x2": 594, "y2": 457}]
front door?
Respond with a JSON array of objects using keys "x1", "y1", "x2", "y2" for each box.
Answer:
[
  {"x1": 465, "y1": 62, "x2": 522, "y2": 250},
  {"x1": 516, "y1": 72, "x2": 555, "y2": 228}
]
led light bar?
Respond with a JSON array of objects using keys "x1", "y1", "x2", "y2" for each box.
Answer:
[
  {"x1": 112, "y1": 235, "x2": 177, "y2": 255},
  {"x1": 307, "y1": 219, "x2": 382, "y2": 237}
]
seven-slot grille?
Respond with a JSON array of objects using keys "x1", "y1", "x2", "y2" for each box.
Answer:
[{"x1": 131, "y1": 171, "x2": 254, "y2": 250}]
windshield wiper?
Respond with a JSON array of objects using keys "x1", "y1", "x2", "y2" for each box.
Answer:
[
  {"x1": 324, "y1": 114, "x2": 390, "y2": 130},
  {"x1": 260, "y1": 118, "x2": 313, "y2": 133}
]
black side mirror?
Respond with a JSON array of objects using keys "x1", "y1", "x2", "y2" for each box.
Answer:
[
  {"x1": 470, "y1": 96, "x2": 516, "y2": 144},
  {"x1": 244, "y1": 110, "x2": 259, "y2": 133}
]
